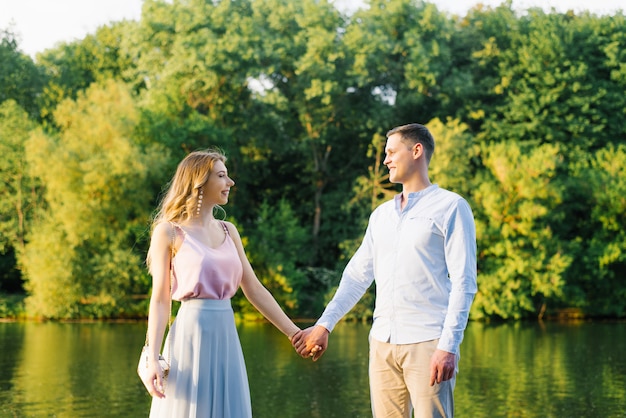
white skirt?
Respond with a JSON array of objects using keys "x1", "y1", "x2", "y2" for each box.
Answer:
[{"x1": 149, "y1": 299, "x2": 252, "y2": 418}]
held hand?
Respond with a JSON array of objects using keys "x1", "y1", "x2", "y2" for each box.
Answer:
[
  {"x1": 291, "y1": 326, "x2": 322, "y2": 360},
  {"x1": 429, "y1": 349, "x2": 456, "y2": 386},
  {"x1": 289, "y1": 329, "x2": 303, "y2": 344},
  {"x1": 292, "y1": 325, "x2": 329, "y2": 361},
  {"x1": 291, "y1": 328, "x2": 311, "y2": 357}
]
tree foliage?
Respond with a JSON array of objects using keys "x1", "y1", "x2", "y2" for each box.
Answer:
[
  {"x1": 0, "y1": 100, "x2": 38, "y2": 253},
  {"x1": 0, "y1": 30, "x2": 46, "y2": 118},
  {"x1": 0, "y1": 100, "x2": 39, "y2": 293},
  {"x1": 472, "y1": 141, "x2": 570, "y2": 319},
  {"x1": 23, "y1": 81, "x2": 166, "y2": 318},
  {"x1": 36, "y1": 21, "x2": 138, "y2": 124},
  {"x1": 235, "y1": 198, "x2": 310, "y2": 317},
  {"x1": 0, "y1": 1, "x2": 624, "y2": 320}
]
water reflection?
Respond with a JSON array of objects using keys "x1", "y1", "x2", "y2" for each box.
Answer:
[
  {"x1": 0, "y1": 321, "x2": 151, "y2": 417},
  {"x1": 242, "y1": 321, "x2": 371, "y2": 418},
  {"x1": 0, "y1": 320, "x2": 624, "y2": 417},
  {"x1": 459, "y1": 321, "x2": 626, "y2": 417}
]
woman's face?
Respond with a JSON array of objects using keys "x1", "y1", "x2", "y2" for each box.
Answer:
[{"x1": 204, "y1": 160, "x2": 235, "y2": 205}]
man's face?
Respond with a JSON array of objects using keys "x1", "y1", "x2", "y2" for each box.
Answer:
[{"x1": 383, "y1": 133, "x2": 416, "y2": 184}]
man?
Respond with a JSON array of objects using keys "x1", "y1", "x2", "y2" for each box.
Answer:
[{"x1": 293, "y1": 123, "x2": 477, "y2": 417}]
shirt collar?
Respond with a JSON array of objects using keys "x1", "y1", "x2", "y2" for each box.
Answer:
[{"x1": 394, "y1": 184, "x2": 439, "y2": 213}]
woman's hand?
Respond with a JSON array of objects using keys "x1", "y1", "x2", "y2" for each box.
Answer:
[{"x1": 141, "y1": 359, "x2": 167, "y2": 398}]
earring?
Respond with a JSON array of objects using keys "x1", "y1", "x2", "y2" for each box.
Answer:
[{"x1": 196, "y1": 189, "x2": 203, "y2": 216}]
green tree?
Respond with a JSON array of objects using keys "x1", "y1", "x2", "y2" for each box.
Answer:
[
  {"x1": 247, "y1": 0, "x2": 372, "y2": 264},
  {"x1": 426, "y1": 117, "x2": 478, "y2": 198},
  {"x1": 564, "y1": 145, "x2": 626, "y2": 316},
  {"x1": 444, "y1": 2, "x2": 518, "y2": 130},
  {"x1": 23, "y1": 80, "x2": 166, "y2": 318},
  {"x1": 345, "y1": 0, "x2": 457, "y2": 123},
  {"x1": 124, "y1": 0, "x2": 260, "y2": 218},
  {"x1": 479, "y1": 10, "x2": 626, "y2": 151},
  {"x1": 0, "y1": 100, "x2": 38, "y2": 253},
  {"x1": 470, "y1": 8, "x2": 626, "y2": 318},
  {"x1": 345, "y1": 132, "x2": 397, "y2": 222},
  {"x1": 235, "y1": 198, "x2": 310, "y2": 317},
  {"x1": 0, "y1": 29, "x2": 46, "y2": 119},
  {"x1": 124, "y1": 0, "x2": 374, "y2": 269},
  {"x1": 0, "y1": 100, "x2": 40, "y2": 293},
  {"x1": 585, "y1": 145, "x2": 626, "y2": 315},
  {"x1": 3, "y1": 1, "x2": 624, "y2": 320},
  {"x1": 36, "y1": 21, "x2": 139, "y2": 124},
  {"x1": 472, "y1": 141, "x2": 571, "y2": 319}
]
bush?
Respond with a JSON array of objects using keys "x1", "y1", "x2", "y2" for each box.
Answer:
[{"x1": 0, "y1": 293, "x2": 27, "y2": 319}]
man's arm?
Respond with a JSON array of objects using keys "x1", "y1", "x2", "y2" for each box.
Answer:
[
  {"x1": 293, "y1": 223, "x2": 376, "y2": 360},
  {"x1": 429, "y1": 200, "x2": 477, "y2": 384},
  {"x1": 438, "y1": 199, "x2": 477, "y2": 355}
]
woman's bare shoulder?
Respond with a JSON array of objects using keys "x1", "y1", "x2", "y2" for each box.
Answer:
[{"x1": 152, "y1": 221, "x2": 176, "y2": 239}]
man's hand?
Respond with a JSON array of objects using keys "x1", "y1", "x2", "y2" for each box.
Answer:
[
  {"x1": 291, "y1": 325, "x2": 329, "y2": 361},
  {"x1": 429, "y1": 349, "x2": 456, "y2": 386}
]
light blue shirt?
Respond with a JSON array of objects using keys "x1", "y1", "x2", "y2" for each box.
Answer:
[{"x1": 317, "y1": 184, "x2": 477, "y2": 354}]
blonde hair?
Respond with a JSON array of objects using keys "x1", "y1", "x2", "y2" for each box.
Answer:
[
  {"x1": 147, "y1": 149, "x2": 227, "y2": 270},
  {"x1": 153, "y1": 149, "x2": 227, "y2": 226}
]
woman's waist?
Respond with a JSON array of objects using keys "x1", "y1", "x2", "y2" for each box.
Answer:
[{"x1": 179, "y1": 298, "x2": 232, "y2": 310}]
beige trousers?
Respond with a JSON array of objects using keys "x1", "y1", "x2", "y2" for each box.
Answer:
[{"x1": 369, "y1": 338, "x2": 457, "y2": 418}]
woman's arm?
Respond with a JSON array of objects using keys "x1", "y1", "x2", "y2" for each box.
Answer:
[
  {"x1": 143, "y1": 221, "x2": 174, "y2": 397},
  {"x1": 226, "y1": 222, "x2": 301, "y2": 340}
]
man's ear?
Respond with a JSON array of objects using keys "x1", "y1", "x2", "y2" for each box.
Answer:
[{"x1": 413, "y1": 142, "x2": 423, "y2": 160}]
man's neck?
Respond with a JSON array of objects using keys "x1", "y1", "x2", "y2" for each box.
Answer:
[{"x1": 400, "y1": 180, "x2": 432, "y2": 210}]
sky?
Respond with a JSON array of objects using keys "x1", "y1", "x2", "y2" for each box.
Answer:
[{"x1": 1, "y1": 0, "x2": 623, "y2": 58}]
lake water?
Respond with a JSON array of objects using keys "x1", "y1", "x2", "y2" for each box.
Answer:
[{"x1": 0, "y1": 320, "x2": 625, "y2": 417}]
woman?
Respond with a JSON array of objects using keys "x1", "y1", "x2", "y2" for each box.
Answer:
[{"x1": 141, "y1": 149, "x2": 302, "y2": 417}]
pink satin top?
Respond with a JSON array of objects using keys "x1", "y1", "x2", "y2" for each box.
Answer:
[{"x1": 170, "y1": 222, "x2": 243, "y2": 301}]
